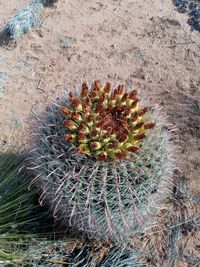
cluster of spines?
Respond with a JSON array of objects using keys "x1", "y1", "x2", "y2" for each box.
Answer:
[{"x1": 60, "y1": 81, "x2": 155, "y2": 161}]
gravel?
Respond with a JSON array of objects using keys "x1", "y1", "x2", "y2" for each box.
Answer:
[{"x1": 173, "y1": 0, "x2": 200, "y2": 31}]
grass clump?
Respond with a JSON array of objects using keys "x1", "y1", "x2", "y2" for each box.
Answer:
[{"x1": 0, "y1": 150, "x2": 54, "y2": 264}]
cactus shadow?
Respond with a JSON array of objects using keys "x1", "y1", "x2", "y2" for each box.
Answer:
[
  {"x1": 41, "y1": 0, "x2": 58, "y2": 7},
  {"x1": 0, "y1": 29, "x2": 16, "y2": 48}
]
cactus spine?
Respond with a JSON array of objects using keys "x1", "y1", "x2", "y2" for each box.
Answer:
[{"x1": 30, "y1": 81, "x2": 175, "y2": 243}]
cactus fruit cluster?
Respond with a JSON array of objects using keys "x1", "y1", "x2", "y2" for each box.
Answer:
[
  {"x1": 61, "y1": 81, "x2": 155, "y2": 161},
  {"x1": 30, "y1": 81, "x2": 175, "y2": 243}
]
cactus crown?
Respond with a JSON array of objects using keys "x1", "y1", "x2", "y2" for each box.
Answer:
[{"x1": 60, "y1": 81, "x2": 155, "y2": 161}]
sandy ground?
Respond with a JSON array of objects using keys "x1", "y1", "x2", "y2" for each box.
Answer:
[{"x1": 0, "y1": 0, "x2": 199, "y2": 266}]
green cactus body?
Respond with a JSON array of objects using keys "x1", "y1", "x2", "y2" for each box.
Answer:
[{"x1": 30, "y1": 81, "x2": 175, "y2": 243}]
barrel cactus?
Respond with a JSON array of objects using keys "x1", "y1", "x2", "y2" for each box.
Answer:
[{"x1": 29, "y1": 81, "x2": 175, "y2": 243}]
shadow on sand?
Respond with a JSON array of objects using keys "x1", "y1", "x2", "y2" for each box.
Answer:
[{"x1": 0, "y1": 29, "x2": 16, "y2": 48}]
